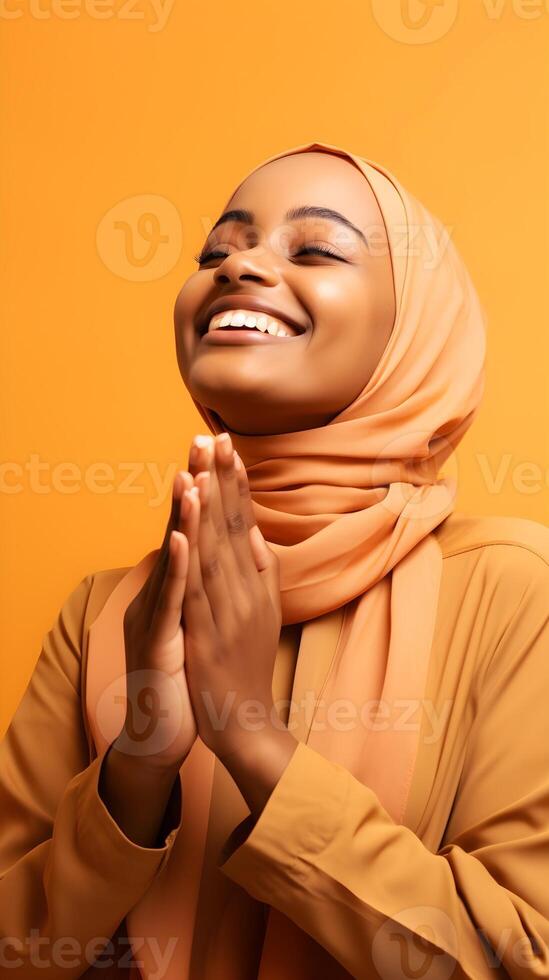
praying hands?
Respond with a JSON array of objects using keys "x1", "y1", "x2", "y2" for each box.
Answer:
[{"x1": 119, "y1": 432, "x2": 298, "y2": 821}]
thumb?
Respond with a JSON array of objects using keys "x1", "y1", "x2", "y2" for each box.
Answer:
[
  {"x1": 249, "y1": 523, "x2": 272, "y2": 573},
  {"x1": 249, "y1": 525, "x2": 280, "y2": 605}
]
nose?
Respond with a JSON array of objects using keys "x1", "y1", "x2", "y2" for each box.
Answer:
[{"x1": 213, "y1": 244, "x2": 281, "y2": 287}]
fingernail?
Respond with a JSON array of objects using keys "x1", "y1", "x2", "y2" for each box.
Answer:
[
  {"x1": 194, "y1": 434, "x2": 213, "y2": 449},
  {"x1": 217, "y1": 432, "x2": 233, "y2": 460}
]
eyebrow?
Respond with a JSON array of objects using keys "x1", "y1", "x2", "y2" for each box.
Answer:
[{"x1": 209, "y1": 205, "x2": 369, "y2": 250}]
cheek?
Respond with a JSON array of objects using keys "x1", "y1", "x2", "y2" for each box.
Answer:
[
  {"x1": 307, "y1": 271, "x2": 371, "y2": 331},
  {"x1": 174, "y1": 273, "x2": 206, "y2": 328},
  {"x1": 308, "y1": 274, "x2": 377, "y2": 352},
  {"x1": 314, "y1": 278, "x2": 342, "y2": 304},
  {"x1": 304, "y1": 276, "x2": 387, "y2": 393},
  {"x1": 173, "y1": 274, "x2": 208, "y2": 372}
]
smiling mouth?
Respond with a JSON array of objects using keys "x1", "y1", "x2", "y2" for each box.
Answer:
[
  {"x1": 197, "y1": 305, "x2": 308, "y2": 340},
  {"x1": 200, "y1": 325, "x2": 304, "y2": 346},
  {"x1": 209, "y1": 309, "x2": 299, "y2": 338}
]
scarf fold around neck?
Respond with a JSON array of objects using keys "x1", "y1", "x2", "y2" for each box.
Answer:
[{"x1": 85, "y1": 140, "x2": 486, "y2": 979}]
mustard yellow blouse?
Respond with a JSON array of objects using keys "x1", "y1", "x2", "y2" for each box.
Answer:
[{"x1": 1, "y1": 512, "x2": 548, "y2": 978}]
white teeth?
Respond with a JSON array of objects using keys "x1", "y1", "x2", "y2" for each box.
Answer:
[{"x1": 206, "y1": 308, "x2": 297, "y2": 336}]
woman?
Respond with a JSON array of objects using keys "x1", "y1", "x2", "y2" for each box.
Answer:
[{"x1": 1, "y1": 140, "x2": 548, "y2": 980}]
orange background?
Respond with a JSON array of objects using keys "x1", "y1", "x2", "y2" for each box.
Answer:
[{"x1": 1, "y1": 1, "x2": 548, "y2": 733}]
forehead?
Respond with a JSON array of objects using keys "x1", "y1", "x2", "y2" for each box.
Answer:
[{"x1": 226, "y1": 151, "x2": 385, "y2": 234}]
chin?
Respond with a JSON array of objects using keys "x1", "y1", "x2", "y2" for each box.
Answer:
[
  {"x1": 188, "y1": 373, "x2": 267, "y2": 418},
  {"x1": 190, "y1": 360, "x2": 278, "y2": 402}
]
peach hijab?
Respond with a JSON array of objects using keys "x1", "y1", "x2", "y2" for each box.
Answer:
[{"x1": 85, "y1": 140, "x2": 486, "y2": 978}]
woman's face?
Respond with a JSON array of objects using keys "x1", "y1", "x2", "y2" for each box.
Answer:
[{"x1": 174, "y1": 151, "x2": 395, "y2": 435}]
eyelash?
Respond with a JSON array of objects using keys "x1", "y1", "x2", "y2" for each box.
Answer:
[{"x1": 193, "y1": 244, "x2": 346, "y2": 265}]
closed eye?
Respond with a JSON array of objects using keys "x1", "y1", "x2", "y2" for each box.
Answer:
[
  {"x1": 294, "y1": 245, "x2": 347, "y2": 262},
  {"x1": 194, "y1": 244, "x2": 347, "y2": 265}
]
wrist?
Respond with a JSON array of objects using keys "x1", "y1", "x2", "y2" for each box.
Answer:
[
  {"x1": 108, "y1": 738, "x2": 184, "y2": 784},
  {"x1": 218, "y1": 725, "x2": 299, "y2": 817}
]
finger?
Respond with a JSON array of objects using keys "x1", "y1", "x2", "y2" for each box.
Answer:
[
  {"x1": 214, "y1": 433, "x2": 258, "y2": 579},
  {"x1": 144, "y1": 469, "x2": 193, "y2": 621},
  {"x1": 160, "y1": 469, "x2": 193, "y2": 551},
  {"x1": 150, "y1": 529, "x2": 189, "y2": 646},
  {"x1": 233, "y1": 452, "x2": 277, "y2": 591},
  {"x1": 188, "y1": 433, "x2": 213, "y2": 482},
  {"x1": 248, "y1": 524, "x2": 272, "y2": 574},
  {"x1": 142, "y1": 469, "x2": 183, "y2": 619},
  {"x1": 233, "y1": 451, "x2": 257, "y2": 533},
  {"x1": 194, "y1": 470, "x2": 233, "y2": 629},
  {"x1": 249, "y1": 524, "x2": 280, "y2": 614},
  {"x1": 187, "y1": 435, "x2": 239, "y2": 581},
  {"x1": 181, "y1": 485, "x2": 216, "y2": 635},
  {"x1": 235, "y1": 461, "x2": 280, "y2": 614}
]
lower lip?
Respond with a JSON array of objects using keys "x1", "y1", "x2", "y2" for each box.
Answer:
[{"x1": 200, "y1": 329, "x2": 301, "y2": 345}]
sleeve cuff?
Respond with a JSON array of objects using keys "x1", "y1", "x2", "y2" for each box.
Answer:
[
  {"x1": 218, "y1": 740, "x2": 347, "y2": 895},
  {"x1": 73, "y1": 752, "x2": 182, "y2": 879}
]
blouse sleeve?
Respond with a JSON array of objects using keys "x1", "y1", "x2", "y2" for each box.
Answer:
[
  {"x1": 219, "y1": 547, "x2": 549, "y2": 979},
  {"x1": 0, "y1": 573, "x2": 182, "y2": 979}
]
